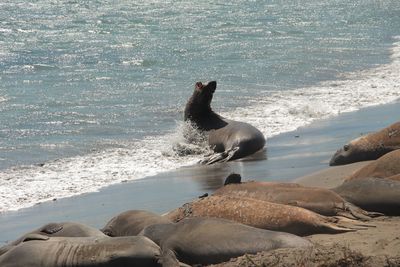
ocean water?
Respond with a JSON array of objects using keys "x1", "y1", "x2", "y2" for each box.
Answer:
[{"x1": 1, "y1": 0, "x2": 400, "y2": 212}]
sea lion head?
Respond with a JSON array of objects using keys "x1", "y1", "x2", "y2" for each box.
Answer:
[
  {"x1": 329, "y1": 137, "x2": 371, "y2": 166},
  {"x1": 184, "y1": 81, "x2": 217, "y2": 121}
]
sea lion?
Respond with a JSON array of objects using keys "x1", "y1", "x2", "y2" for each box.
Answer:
[
  {"x1": 333, "y1": 177, "x2": 400, "y2": 216},
  {"x1": 184, "y1": 81, "x2": 266, "y2": 164},
  {"x1": 101, "y1": 210, "x2": 171, "y2": 237},
  {"x1": 0, "y1": 235, "x2": 180, "y2": 267},
  {"x1": 165, "y1": 195, "x2": 359, "y2": 236},
  {"x1": 388, "y1": 174, "x2": 400, "y2": 181},
  {"x1": 0, "y1": 222, "x2": 106, "y2": 256},
  {"x1": 346, "y1": 149, "x2": 400, "y2": 180},
  {"x1": 329, "y1": 121, "x2": 400, "y2": 166},
  {"x1": 213, "y1": 178, "x2": 380, "y2": 220},
  {"x1": 140, "y1": 217, "x2": 311, "y2": 266}
]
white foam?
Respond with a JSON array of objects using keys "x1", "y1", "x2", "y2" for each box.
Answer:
[
  {"x1": 228, "y1": 37, "x2": 400, "y2": 138},
  {"x1": 1, "y1": 38, "x2": 400, "y2": 213},
  {"x1": 0, "y1": 122, "x2": 208, "y2": 212}
]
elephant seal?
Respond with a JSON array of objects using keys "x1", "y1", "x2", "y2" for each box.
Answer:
[
  {"x1": 101, "y1": 210, "x2": 171, "y2": 237},
  {"x1": 0, "y1": 235, "x2": 180, "y2": 267},
  {"x1": 329, "y1": 121, "x2": 400, "y2": 166},
  {"x1": 0, "y1": 222, "x2": 106, "y2": 256},
  {"x1": 213, "y1": 179, "x2": 380, "y2": 220},
  {"x1": 165, "y1": 195, "x2": 359, "y2": 236},
  {"x1": 184, "y1": 81, "x2": 266, "y2": 164},
  {"x1": 140, "y1": 217, "x2": 311, "y2": 266},
  {"x1": 333, "y1": 177, "x2": 400, "y2": 216},
  {"x1": 346, "y1": 149, "x2": 400, "y2": 180}
]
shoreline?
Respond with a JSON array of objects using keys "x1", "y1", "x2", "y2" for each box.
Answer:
[{"x1": 0, "y1": 100, "x2": 399, "y2": 245}]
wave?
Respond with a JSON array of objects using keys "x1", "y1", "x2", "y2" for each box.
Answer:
[{"x1": 1, "y1": 37, "x2": 400, "y2": 213}]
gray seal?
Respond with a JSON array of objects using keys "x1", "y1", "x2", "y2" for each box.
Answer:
[
  {"x1": 140, "y1": 217, "x2": 311, "y2": 266},
  {"x1": 184, "y1": 81, "x2": 266, "y2": 164},
  {"x1": 333, "y1": 177, "x2": 400, "y2": 216},
  {"x1": 329, "y1": 121, "x2": 400, "y2": 166},
  {"x1": 0, "y1": 235, "x2": 180, "y2": 267},
  {"x1": 0, "y1": 222, "x2": 106, "y2": 256},
  {"x1": 101, "y1": 210, "x2": 171, "y2": 237}
]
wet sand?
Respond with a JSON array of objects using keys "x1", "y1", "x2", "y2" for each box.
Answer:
[{"x1": 0, "y1": 100, "x2": 399, "y2": 259}]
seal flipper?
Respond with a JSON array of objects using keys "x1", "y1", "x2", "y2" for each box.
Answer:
[
  {"x1": 157, "y1": 248, "x2": 188, "y2": 267},
  {"x1": 223, "y1": 173, "x2": 242, "y2": 185},
  {"x1": 40, "y1": 223, "x2": 63, "y2": 234},
  {"x1": 342, "y1": 202, "x2": 383, "y2": 221},
  {"x1": 21, "y1": 233, "x2": 50, "y2": 242},
  {"x1": 199, "y1": 147, "x2": 240, "y2": 165}
]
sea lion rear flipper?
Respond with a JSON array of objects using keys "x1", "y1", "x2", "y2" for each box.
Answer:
[
  {"x1": 343, "y1": 202, "x2": 384, "y2": 220},
  {"x1": 41, "y1": 223, "x2": 64, "y2": 234}
]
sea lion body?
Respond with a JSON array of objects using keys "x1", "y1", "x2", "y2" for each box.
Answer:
[
  {"x1": 346, "y1": 149, "x2": 400, "y2": 180},
  {"x1": 184, "y1": 81, "x2": 265, "y2": 164},
  {"x1": 213, "y1": 181, "x2": 376, "y2": 219},
  {"x1": 333, "y1": 177, "x2": 400, "y2": 215},
  {"x1": 0, "y1": 235, "x2": 173, "y2": 267},
  {"x1": 165, "y1": 195, "x2": 355, "y2": 236},
  {"x1": 101, "y1": 210, "x2": 171, "y2": 237},
  {"x1": 329, "y1": 121, "x2": 400, "y2": 166},
  {"x1": 0, "y1": 222, "x2": 106, "y2": 256},
  {"x1": 140, "y1": 217, "x2": 311, "y2": 266}
]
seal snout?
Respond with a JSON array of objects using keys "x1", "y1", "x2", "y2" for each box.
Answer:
[
  {"x1": 207, "y1": 81, "x2": 217, "y2": 93},
  {"x1": 329, "y1": 149, "x2": 344, "y2": 166}
]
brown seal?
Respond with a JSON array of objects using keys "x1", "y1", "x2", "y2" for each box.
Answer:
[
  {"x1": 329, "y1": 121, "x2": 400, "y2": 166},
  {"x1": 165, "y1": 195, "x2": 361, "y2": 236},
  {"x1": 346, "y1": 149, "x2": 400, "y2": 180},
  {"x1": 101, "y1": 210, "x2": 171, "y2": 237},
  {"x1": 213, "y1": 179, "x2": 380, "y2": 220}
]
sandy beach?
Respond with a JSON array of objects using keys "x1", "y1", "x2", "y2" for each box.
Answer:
[{"x1": 1, "y1": 100, "x2": 399, "y2": 265}]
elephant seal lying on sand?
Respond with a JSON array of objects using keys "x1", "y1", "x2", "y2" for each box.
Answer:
[
  {"x1": 101, "y1": 210, "x2": 171, "y2": 237},
  {"x1": 184, "y1": 81, "x2": 265, "y2": 164},
  {"x1": 0, "y1": 222, "x2": 106, "y2": 256},
  {"x1": 333, "y1": 177, "x2": 400, "y2": 216},
  {"x1": 139, "y1": 217, "x2": 311, "y2": 266},
  {"x1": 0, "y1": 235, "x2": 180, "y2": 267},
  {"x1": 165, "y1": 195, "x2": 360, "y2": 236},
  {"x1": 214, "y1": 175, "x2": 380, "y2": 220},
  {"x1": 346, "y1": 149, "x2": 400, "y2": 180},
  {"x1": 329, "y1": 121, "x2": 400, "y2": 166}
]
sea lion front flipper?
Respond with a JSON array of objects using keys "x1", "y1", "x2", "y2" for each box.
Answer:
[
  {"x1": 157, "y1": 248, "x2": 184, "y2": 267},
  {"x1": 21, "y1": 233, "x2": 50, "y2": 242},
  {"x1": 41, "y1": 223, "x2": 64, "y2": 234},
  {"x1": 199, "y1": 147, "x2": 240, "y2": 165}
]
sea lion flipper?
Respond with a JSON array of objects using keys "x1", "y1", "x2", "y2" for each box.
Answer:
[
  {"x1": 21, "y1": 233, "x2": 50, "y2": 242},
  {"x1": 223, "y1": 173, "x2": 242, "y2": 185},
  {"x1": 343, "y1": 202, "x2": 383, "y2": 221},
  {"x1": 157, "y1": 248, "x2": 182, "y2": 267},
  {"x1": 199, "y1": 147, "x2": 240, "y2": 165},
  {"x1": 41, "y1": 223, "x2": 63, "y2": 234}
]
